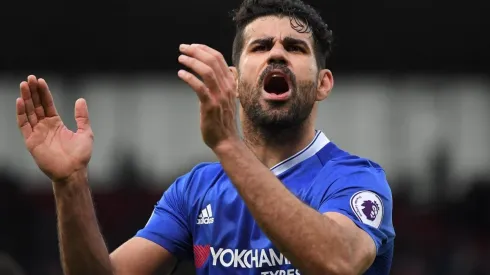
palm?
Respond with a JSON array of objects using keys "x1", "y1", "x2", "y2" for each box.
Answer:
[{"x1": 17, "y1": 76, "x2": 94, "y2": 182}]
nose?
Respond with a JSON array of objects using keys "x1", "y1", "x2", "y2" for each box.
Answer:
[{"x1": 267, "y1": 44, "x2": 289, "y2": 66}]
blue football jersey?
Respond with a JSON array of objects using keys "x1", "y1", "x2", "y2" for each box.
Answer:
[{"x1": 136, "y1": 131, "x2": 395, "y2": 275}]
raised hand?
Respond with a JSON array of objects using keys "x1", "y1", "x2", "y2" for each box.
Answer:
[
  {"x1": 177, "y1": 44, "x2": 240, "y2": 149},
  {"x1": 16, "y1": 75, "x2": 94, "y2": 183}
]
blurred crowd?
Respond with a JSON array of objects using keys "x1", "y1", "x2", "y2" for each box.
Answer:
[{"x1": 1, "y1": 152, "x2": 489, "y2": 275}]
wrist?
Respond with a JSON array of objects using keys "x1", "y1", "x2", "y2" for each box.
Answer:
[
  {"x1": 52, "y1": 169, "x2": 91, "y2": 214},
  {"x1": 213, "y1": 137, "x2": 246, "y2": 156},
  {"x1": 52, "y1": 168, "x2": 89, "y2": 188}
]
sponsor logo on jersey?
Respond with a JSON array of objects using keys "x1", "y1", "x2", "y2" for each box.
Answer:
[{"x1": 193, "y1": 245, "x2": 302, "y2": 273}]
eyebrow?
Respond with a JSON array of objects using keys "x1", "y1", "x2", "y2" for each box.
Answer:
[
  {"x1": 283, "y1": 37, "x2": 310, "y2": 49},
  {"x1": 249, "y1": 37, "x2": 274, "y2": 46},
  {"x1": 248, "y1": 36, "x2": 310, "y2": 49}
]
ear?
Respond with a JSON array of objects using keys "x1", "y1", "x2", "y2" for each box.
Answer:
[
  {"x1": 229, "y1": 66, "x2": 239, "y2": 98},
  {"x1": 316, "y1": 69, "x2": 334, "y2": 101}
]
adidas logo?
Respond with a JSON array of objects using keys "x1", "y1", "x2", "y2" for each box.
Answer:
[{"x1": 197, "y1": 204, "x2": 214, "y2": 225}]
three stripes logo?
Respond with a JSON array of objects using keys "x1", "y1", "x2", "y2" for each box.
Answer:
[{"x1": 197, "y1": 204, "x2": 214, "y2": 225}]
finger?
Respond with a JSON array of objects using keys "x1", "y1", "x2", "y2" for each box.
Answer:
[
  {"x1": 178, "y1": 70, "x2": 211, "y2": 103},
  {"x1": 16, "y1": 98, "x2": 33, "y2": 139},
  {"x1": 20, "y1": 80, "x2": 38, "y2": 127},
  {"x1": 27, "y1": 75, "x2": 45, "y2": 120},
  {"x1": 195, "y1": 44, "x2": 231, "y2": 77},
  {"x1": 180, "y1": 44, "x2": 229, "y2": 78},
  {"x1": 74, "y1": 98, "x2": 91, "y2": 132},
  {"x1": 37, "y1": 78, "x2": 59, "y2": 117},
  {"x1": 178, "y1": 54, "x2": 219, "y2": 91}
]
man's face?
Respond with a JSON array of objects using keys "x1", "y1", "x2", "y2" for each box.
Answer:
[{"x1": 237, "y1": 16, "x2": 320, "y2": 129}]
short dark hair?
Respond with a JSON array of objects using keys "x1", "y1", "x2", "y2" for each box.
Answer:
[{"x1": 231, "y1": 0, "x2": 333, "y2": 70}]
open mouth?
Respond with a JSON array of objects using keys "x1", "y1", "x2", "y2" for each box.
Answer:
[{"x1": 263, "y1": 71, "x2": 291, "y2": 95}]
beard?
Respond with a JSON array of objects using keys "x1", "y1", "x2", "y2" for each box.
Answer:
[{"x1": 238, "y1": 65, "x2": 317, "y2": 142}]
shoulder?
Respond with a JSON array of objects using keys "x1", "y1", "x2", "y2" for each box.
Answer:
[
  {"x1": 315, "y1": 145, "x2": 396, "y2": 251},
  {"x1": 169, "y1": 162, "x2": 224, "y2": 192},
  {"x1": 159, "y1": 162, "x2": 225, "y2": 208},
  {"x1": 319, "y1": 143, "x2": 391, "y2": 196}
]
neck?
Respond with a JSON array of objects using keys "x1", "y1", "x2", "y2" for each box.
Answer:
[{"x1": 241, "y1": 119, "x2": 317, "y2": 169}]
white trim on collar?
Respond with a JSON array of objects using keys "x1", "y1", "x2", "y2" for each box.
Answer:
[{"x1": 270, "y1": 131, "x2": 330, "y2": 176}]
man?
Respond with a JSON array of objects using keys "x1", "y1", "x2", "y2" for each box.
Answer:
[{"x1": 15, "y1": 0, "x2": 395, "y2": 274}]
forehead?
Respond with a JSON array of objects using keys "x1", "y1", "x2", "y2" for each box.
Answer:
[{"x1": 243, "y1": 16, "x2": 314, "y2": 45}]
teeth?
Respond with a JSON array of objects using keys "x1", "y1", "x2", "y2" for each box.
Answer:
[{"x1": 272, "y1": 74, "x2": 282, "y2": 78}]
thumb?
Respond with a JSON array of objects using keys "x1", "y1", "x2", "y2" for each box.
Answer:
[{"x1": 74, "y1": 98, "x2": 91, "y2": 132}]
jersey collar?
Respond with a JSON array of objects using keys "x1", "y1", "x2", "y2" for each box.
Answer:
[{"x1": 270, "y1": 130, "x2": 330, "y2": 176}]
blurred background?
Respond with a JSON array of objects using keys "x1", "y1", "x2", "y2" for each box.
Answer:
[{"x1": 1, "y1": 0, "x2": 490, "y2": 274}]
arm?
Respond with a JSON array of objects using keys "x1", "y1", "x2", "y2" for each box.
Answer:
[
  {"x1": 110, "y1": 237, "x2": 177, "y2": 275},
  {"x1": 15, "y1": 76, "x2": 183, "y2": 275},
  {"x1": 53, "y1": 171, "x2": 177, "y2": 275},
  {"x1": 214, "y1": 141, "x2": 377, "y2": 275}
]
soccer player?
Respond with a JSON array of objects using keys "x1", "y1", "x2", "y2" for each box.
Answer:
[{"x1": 15, "y1": 0, "x2": 395, "y2": 274}]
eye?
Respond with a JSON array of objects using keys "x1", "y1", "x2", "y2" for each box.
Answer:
[
  {"x1": 252, "y1": 45, "x2": 267, "y2": 52},
  {"x1": 286, "y1": 45, "x2": 305, "y2": 52}
]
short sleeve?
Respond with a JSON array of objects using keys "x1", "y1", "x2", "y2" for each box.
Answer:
[
  {"x1": 319, "y1": 170, "x2": 395, "y2": 255},
  {"x1": 135, "y1": 174, "x2": 193, "y2": 260}
]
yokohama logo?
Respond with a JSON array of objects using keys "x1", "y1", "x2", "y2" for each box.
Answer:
[{"x1": 192, "y1": 245, "x2": 292, "y2": 269}]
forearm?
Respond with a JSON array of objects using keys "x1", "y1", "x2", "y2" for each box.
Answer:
[
  {"x1": 215, "y1": 141, "x2": 354, "y2": 275},
  {"x1": 53, "y1": 171, "x2": 113, "y2": 275}
]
